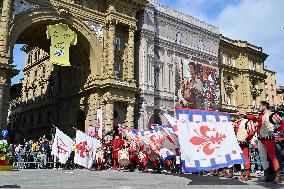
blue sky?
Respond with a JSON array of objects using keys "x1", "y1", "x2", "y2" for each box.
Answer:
[{"x1": 12, "y1": 0, "x2": 284, "y2": 85}]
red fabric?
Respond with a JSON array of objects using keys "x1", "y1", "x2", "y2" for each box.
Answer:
[
  {"x1": 277, "y1": 125, "x2": 284, "y2": 133},
  {"x1": 245, "y1": 114, "x2": 257, "y2": 122},
  {"x1": 241, "y1": 145, "x2": 250, "y2": 169},
  {"x1": 111, "y1": 139, "x2": 125, "y2": 159},
  {"x1": 152, "y1": 159, "x2": 160, "y2": 169},
  {"x1": 166, "y1": 160, "x2": 172, "y2": 166},
  {"x1": 130, "y1": 154, "x2": 140, "y2": 165},
  {"x1": 261, "y1": 140, "x2": 280, "y2": 171},
  {"x1": 0, "y1": 160, "x2": 8, "y2": 166},
  {"x1": 246, "y1": 128, "x2": 256, "y2": 141}
]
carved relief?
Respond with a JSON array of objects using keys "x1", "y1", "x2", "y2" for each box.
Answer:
[
  {"x1": 84, "y1": 21, "x2": 103, "y2": 43},
  {"x1": 13, "y1": 0, "x2": 40, "y2": 16}
]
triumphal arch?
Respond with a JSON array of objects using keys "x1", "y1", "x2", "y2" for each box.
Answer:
[{"x1": 0, "y1": 0, "x2": 147, "y2": 137}]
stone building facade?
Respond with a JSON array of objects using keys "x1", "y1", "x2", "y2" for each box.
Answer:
[
  {"x1": 219, "y1": 35, "x2": 268, "y2": 113},
  {"x1": 276, "y1": 86, "x2": 284, "y2": 106},
  {"x1": 264, "y1": 68, "x2": 277, "y2": 107},
  {"x1": 135, "y1": 0, "x2": 220, "y2": 129},
  {"x1": 0, "y1": 0, "x2": 148, "y2": 140}
]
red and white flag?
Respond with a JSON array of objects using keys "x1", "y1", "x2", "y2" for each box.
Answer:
[
  {"x1": 74, "y1": 130, "x2": 101, "y2": 168},
  {"x1": 51, "y1": 128, "x2": 73, "y2": 164}
]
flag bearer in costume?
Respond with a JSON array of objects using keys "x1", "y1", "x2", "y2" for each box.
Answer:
[
  {"x1": 111, "y1": 134, "x2": 125, "y2": 170},
  {"x1": 127, "y1": 137, "x2": 140, "y2": 172},
  {"x1": 257, "y1": 101, "x2": 282, "y2": 184},
  {"x1": 269, "y1": 110, "x2": 284, "y2": 181},
  {"x1": 138, "y1": 150, "x2": 149, "y2": 172},
  {"x1": 232, "y1": 112, "x2": 257, "y2": 181}
]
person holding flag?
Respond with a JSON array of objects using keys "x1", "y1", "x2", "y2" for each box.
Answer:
[{"x1": 111, "y1": 134, "x2": 125, "y2": 170}]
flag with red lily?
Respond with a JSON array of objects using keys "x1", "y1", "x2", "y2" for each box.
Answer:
[
  {"x1": 122, "y1": 128, "x2": 159, "y2": 160},
  {"x1": 176, "y1": 109, "x2": 245, "y2": 172},
  {"x1": 131, "y1": 129, "x2": 177, "y2": 160},
  {"x1": 51, "y1": 128, "x2": 73, "y2": 164},
  {"x1": 74, "y1": 130, "x2": 101, "y2": 168}
]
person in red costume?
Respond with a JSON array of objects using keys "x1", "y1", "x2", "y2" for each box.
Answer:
[
  {"x1": 232, "y1": 112, "x2": 257, "y2": 181},
  {"x1": 111, "y1": 134, "x2": 125, "y2": 170},
  {"x1": 127, "y1": 138, "x2": 140, "y2": 172},
  {"x1": 139, "y1": 150, "x2": 150, "y2": 172},
  {"x1": 257, "y1": 101, "x2": 281, "y2": 184}
]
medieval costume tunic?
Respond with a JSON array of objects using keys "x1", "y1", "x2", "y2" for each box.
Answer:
[
  {"x1": 111, "y1": 137, "x2": 125, "y2": 170},
  {"x1": 257, "y1": 110, "x2": 280, "y2": 173},
  {"x1": 128, "y1": 139, "x2": 140, "y2": 171},
  {"x1": 235, "y1": 115, "x2": 256, "y2": 180}
]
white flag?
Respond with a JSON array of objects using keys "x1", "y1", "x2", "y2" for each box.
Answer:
[
  {"x1": 74, "y1": 130, "x2": 101, "y2": 168},
  {"x1": 97, "y1": 108, "x2": 103, "y2": 139},
  {"x1": 51, "y1": 128, "x2": 73, "y2": 164}
]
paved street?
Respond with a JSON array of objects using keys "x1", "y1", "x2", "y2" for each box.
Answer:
[{"x1": 0, "y1": 170, "x2": 283, "y2": 189}]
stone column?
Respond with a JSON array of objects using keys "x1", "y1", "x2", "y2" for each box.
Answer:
[
  {"x1": 0, "y1": 68, "x2": 9, "y2": 130},
  {"x1": 85, "y1": 93, "x2": 100, "y2": 132},
  {"x1": 127, "y1": 26, "x2": 136, "y2": 82},
  {"x1": 107, "y1": 21, "x2": 116, "y2": 79},
  {"x1": 125, "y1": 102, "x2": 135, "y2": 129},
  {"x1": 0, "y1": 0, "x2": 13, "y2": 54},
  {"x1": 104, "y1": 101, "x2": 114, "y2": 134}
]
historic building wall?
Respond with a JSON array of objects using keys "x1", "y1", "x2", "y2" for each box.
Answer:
[
  {"x1": 219, "y1": 35, "x2": 268, "y2": 113},
  {"x1": 1, "y1": 0, "x2": 147, "y2": 140},
  {"x1": 135, "y1": 0, "x2": 220, "y2": 129},
  {"x1": 264, "y1": 68, "x2": 277, "y2": 107}
]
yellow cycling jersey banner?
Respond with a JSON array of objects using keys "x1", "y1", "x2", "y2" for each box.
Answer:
[{"x1": 46, "y1": 23, "x2": 77, "y2": 66}]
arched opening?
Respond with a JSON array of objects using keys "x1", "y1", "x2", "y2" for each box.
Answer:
[
  {"x1": 8, "y1": 12, "x2": 103, "y2": 141},
  {"x1": 77, "y1": 109, "x2": 86, "y2": 133}
]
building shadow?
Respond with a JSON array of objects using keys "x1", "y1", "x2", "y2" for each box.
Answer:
[{"x1": 0, "y1": 185, "x2": 20, "y2": 188}]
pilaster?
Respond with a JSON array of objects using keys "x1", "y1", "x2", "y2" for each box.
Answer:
[
  {"x1": 0, "y1": 0, "x2": 13, "y2": 55},
  {"x1": 126, "y1": 26, "x2": 136, "y2": 83},
  {"x1": 104, "y1": 101, "x2": 114, "y2": 134},
  {"x1": 107, "y1": 21, "x2": 116, "y2": 79},
  {"x1": 125, "y1": 102, "x2": 135, "y2": 129}
]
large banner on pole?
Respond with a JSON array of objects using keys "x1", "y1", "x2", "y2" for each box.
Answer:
[
  {"x1": 97, "y1": 108, "x2": 103, "y2": 139},
  {"x1": 176, "y1": 109, "x2": 245, "y2": 172},
  {"x1": 74, "y1": 130, "x2": 101, "y2": 169},
  {"x1": 51, "y1": 128, "x2": 73, "y2": 164}
]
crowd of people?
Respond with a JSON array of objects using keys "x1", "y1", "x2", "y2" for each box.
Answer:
[
  {"x1": 9, "y1": 138, "x2": 53, "y2": 169},
  {"x1": 4, "y1": 100, "x2": 284, "y2": 184}
]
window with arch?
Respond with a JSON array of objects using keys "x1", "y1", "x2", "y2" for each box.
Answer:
[
  {"x1": 176, "y1": 32, "x2": 182, "y2": 45},
  {"x1": 114, "y1": 36, "x2": 121, "y2": 51},
  {"x1": 198, "y1": 39, "x2": 204, "y2": 52},
  {"x1": 114, "y1": 62, "x2": 121, "y2": 79}
]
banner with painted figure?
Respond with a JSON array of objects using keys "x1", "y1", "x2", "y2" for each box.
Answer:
[
  {"x1": 175, "y1": 59, "x2": 220, "y2": 110},
  {"x1": 176, "y1": 109, "x2": 245, "y2": 172},
  {"x1": 74, "y1": 130, "x2": 101, "y2": 168},
  {"x1": 46, "y1": 23, "x2": 77, "y2": 66},
  {"x1": 51, "y1": 128, "x2": 73, "y2": 164}
]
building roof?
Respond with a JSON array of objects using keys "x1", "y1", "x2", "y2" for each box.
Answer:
[
  {"x1": 264, "y1": 67, "x2": 276, "y2": 74},
  {"x1": 220, "y1": 35, "x2": 268, "y2": 59},
  {"x1": 148, "y1": 0, "x2": 219, "y2": 34}
]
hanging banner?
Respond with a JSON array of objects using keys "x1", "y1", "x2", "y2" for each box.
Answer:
[
  {"x1": 176, "y1": 109, "x2": 245, "y2": 172},
  {"x1": 97, "y1": 108, "x2": 103, "y2": 139},
  {"x1": 74, "y1": 130, "x2": 101, "y2": 169},
  {"x1": 46, "y1": 23, "x2": 77, "y2": 66},
  {"x1": 51, "y1": 128, "x2": 73, "y2": 164},
  {"x1": 175, "y1": 60, "x2": 220, "y2": 110}
]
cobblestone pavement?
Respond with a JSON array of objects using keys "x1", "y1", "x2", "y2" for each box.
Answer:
[{"x1": 0, "y1": 169, "x2": 283, "y2": 189}]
